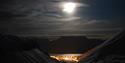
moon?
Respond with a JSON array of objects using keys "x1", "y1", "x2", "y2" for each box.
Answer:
[{"x1": 62, "y1": 2, "x2": 77, "y2": 14}]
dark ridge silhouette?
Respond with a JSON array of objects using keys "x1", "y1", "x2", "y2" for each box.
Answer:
[
  {"x1": 0, "y1": 34, "x2": 56, "y2": 63},
  {"x1": 100, "y1": 30, "x2": 125, "y2": 56},
  {"x1": 49, "y1": 36, "x2": 103, "y2": 53},
  {"x1": 0, "y1": 34, "x2": 38, "y2": 52}
]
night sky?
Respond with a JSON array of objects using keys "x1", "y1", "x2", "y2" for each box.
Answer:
[{"x1": 0, "y1": 0, "x2": 125, "y2": 37}]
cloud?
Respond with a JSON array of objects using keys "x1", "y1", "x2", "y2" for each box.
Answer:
[
  {"x1": 77, "y1": 3, "x2": 89, "y2": 7},
  {"x1": 0, "y1": 0, "x2": 122, "y2": 36},
  {"x1": 0, "y1": 15, "x2": 122, "y2": 37},
  {"x1": 0, "y1": 0, "x2": 90, "y2": 19}
]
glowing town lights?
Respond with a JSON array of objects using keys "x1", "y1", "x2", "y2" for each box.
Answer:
[
  {"x1": 51, "y1": 56, "x2": 79, "y2": 62},
  {"x1": 50, "y1": 54, "x2": 82, "y2": 62},
  {"x1": 64, "y1": 57, "x2": 70, "y2": 60},
  {"x1": 62, "y1": 2, "x2": 77, "y2": 13}
]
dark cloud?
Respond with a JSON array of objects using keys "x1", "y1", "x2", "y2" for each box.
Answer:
[
  {"x1": 0, "y1": 0, "x2": 124, "y2": 37},
  {"x1": 0, "y1": 16, "x2": 122, "y2": 37}
]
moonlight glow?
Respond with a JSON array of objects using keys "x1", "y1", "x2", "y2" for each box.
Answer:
[{"x1": 62, "y1": 2, "x2": 77, "y2": 13}]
